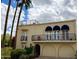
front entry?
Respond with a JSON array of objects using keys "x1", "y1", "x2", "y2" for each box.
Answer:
[{"x1": 34, "y1": 44, "x2": 40, "y2": 57}]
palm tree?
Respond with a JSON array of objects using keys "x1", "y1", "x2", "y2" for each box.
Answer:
[
  {"x1": 9, "y1": 0, "x2": 19, "y2": 47},
  {"x1": 14, "y1": 0, "x2": 32, "y2": 48},
  {"x1": 2, "y1": 0, "x2": 11, "y2": 47},
  {"x1": 10, "y1": 0, "x2": 32, "y2": 47}
]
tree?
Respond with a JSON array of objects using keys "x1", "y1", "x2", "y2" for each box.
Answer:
[
  {"x1": 9, "y1": 0, "x2": 19, "y2": 47},
  {"x1": 2, "y1": 0, "x2": 11, "y2": 47},
  {"x1": 14, "y1": 0, "x2": 33, "y2": 49}
]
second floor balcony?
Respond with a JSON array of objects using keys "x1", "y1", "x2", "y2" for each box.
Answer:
[{"x1": 32, "y1": 33, "x2": 76, "y2": 42}]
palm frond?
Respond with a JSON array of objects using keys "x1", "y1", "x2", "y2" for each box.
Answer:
[
  {"x1": 25, "y1": 0, "x2": 33, "y2": 9},
  {"x1": 16, "y1": 0, "x2": 20, "y2": 1},
  {"x1": 18, "y1": 3, "x2": 23, "y2": 7}
]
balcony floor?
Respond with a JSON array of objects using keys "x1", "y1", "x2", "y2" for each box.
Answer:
[{"x1": 32, "y1": 40, "x2": 76, "y2": 43}]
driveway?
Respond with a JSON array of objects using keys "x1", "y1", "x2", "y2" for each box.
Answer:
[{"x1": 35, "y1": 56, "x2": 75, "y2": 59}]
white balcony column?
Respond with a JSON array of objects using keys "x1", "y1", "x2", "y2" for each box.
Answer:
[
  {"x1": 54, "y1": 31, "x2": 56, "y2": 40},
  {"x1": 48, "y1": 32, "x2": 51, "y2": 40},
  {"x1": 63, "y1": 31, "x2": 69, "y2": 40},
  {"x1": 56, "y1": 31, "x2": 59, "y2": 40}
]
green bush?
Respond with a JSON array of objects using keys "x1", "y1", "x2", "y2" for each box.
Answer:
[
  {"x1": 11, "y1": 49, "x2": 26, "y2": 59},
  {"x1": 19, "y1": 54, "x2": 29, "y2": 59},
  {"x1": 24, "y1": 47, "x2": 33, "y2": 55},
  {"x1": 11, "y1": 47, "x2": 33, "y2": 59}
]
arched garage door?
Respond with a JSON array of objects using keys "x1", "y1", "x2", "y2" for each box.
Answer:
[
  {"x1": 59, "y1": 46, "x2": 75, "y2": 58},
  {"x1": 42, "y1": 45, "x2": 56, "y2": 57}
]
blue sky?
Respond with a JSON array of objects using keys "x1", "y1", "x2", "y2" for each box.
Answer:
[
  {"x1": 2, "y1": 0, "x2": 29, "y2": 11},
  {"x1": 1, "y1": 0, "x2": 29, "y2": 35},
  {"x1": 1, "y1": 0, "x2": 29, "y2": 22},
  {"x1": 1, "y1": 0, "x2": 77, "y2": 36}
]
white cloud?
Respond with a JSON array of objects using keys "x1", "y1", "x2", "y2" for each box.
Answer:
[
  {"x1": 27, "y1": 0, "x2": 77, "y2": 24},
  {"x1": 1, "y1": 3, "x2": 26, "y2": 36},
  {"x1": 1, "y1": 0, "x2": 77, "y2": 35}
]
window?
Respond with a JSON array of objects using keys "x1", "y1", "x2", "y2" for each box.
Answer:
[
  {"x1": 61, "y1": 25, "x2": 69, "y2": 40},
  {"x1": 20, "y1": 31, "x2": 27, "y2": 41},
  {"x1": 53, "y1": 25, "x2": 60, "y2": 40},
  {"x1": 45, "y1": 26, "x2": 52, "y2": 40}
]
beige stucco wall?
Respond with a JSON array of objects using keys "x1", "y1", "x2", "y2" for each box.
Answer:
[
  {"x1": 33, "y1": 42, "x2": 76, "y2": 58},
  {"x1": 16, "y1": 20, "x2": 76, "y2": 48},
  {"x1": 16, "y1": 20, "x2": 76, "y2": 58}
]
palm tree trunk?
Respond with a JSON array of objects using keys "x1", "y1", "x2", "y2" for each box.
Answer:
[
  {"x1": 9, "y1": 2, "x2": 18, "y2": 47},
  {"x1": 14, "y1": 4, "x2": 23, "y2": 49},
  {"x1": 2, "y1": 0, "x2": 11, "y2": 47}
]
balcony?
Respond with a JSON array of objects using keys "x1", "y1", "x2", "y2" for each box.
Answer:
[{"x1": 32, "y1": 33, "x2": 76, "y2": 43}]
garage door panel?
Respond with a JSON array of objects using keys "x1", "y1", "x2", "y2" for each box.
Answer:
[
  {"x1": 59, "y1": 46, "x2": 74, "y2": 58},
  {"x1": 42, "y1": 46, "x2": 56, "y2": 57}
]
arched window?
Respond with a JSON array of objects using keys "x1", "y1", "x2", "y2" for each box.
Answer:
[
  {"x1": 45, "y1": 26, "x2": 52, "y2": 32},
  {"x1": 45, "y1": 26, "x2": 52, "y2": 40},
  {"x1": 53, "y1": 25, "x2": 60, "y2": 40},
  {"x1": 61, "y1": 25, "x2": 69, "y2": 40}
]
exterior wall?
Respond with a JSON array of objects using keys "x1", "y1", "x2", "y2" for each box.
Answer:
[
  {"x1": 16, "y1": 29, "x2": 22, "y2": 49},
  {"x1": 33, "y1": 43, "x2": 76, "y2": 58},
  {"x1": 16, "y1": 20, "x2": 76, "y2": 58},
  {"x1": 16, "y1": 20, "x2": 76, "y2": 48}
]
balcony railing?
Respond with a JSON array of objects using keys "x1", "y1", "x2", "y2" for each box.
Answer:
[{"x1": 32, "y1": 33, "x2": 76, "y2": 41}]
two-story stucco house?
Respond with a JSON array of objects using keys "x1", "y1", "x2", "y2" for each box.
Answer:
[{"x1": 16, "y1": 19, "x2": 76, "y2": 59}]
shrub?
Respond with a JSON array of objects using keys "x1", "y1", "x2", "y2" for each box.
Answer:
[
  {"x1": 19, "y1": 54, "x2": 29, "y2": 59},
  {"x1": 11, "y1": 47, "x2": 34, "y2": 59},
  {"x1": 11, "y1": 49, "x2": 26, "y2": 59},
  {"x1": 24, "y1": 47, "x2": 33, "y2": 55}
]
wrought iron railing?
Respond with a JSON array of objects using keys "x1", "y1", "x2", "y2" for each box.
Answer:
[{"x1": 32, "y1": 33, "x2": 76, "y2": 41}]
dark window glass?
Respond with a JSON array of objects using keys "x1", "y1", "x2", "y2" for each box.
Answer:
[
  {"x1": 20, "y1": 32, "x2": 27, "y2": 41},
  {"x1": 25, "y1": 36, "x2": 27, "y2": 41},
  {"x1": 21, "y1": 35, "x2": 25, "y2": 41}
]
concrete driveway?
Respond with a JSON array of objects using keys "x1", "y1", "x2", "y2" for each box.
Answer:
[{"x1": 35, "y1": 56, "x2": 75, "y2": 59}]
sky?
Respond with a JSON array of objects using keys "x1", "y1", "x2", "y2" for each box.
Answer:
[{"x1": 1, "y1": 0, "x2": 77, "y2": 36}]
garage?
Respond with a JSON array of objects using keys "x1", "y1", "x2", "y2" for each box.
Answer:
[
  {"x1": 42, "y1": 45, "x2": 56, "y2": 57},
  {"x1": 59, "y1": 46, "x2": 75, "y2": 58},
  {"x1": 34, "y1": 43, "x2": 76, "y2": 58}
]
